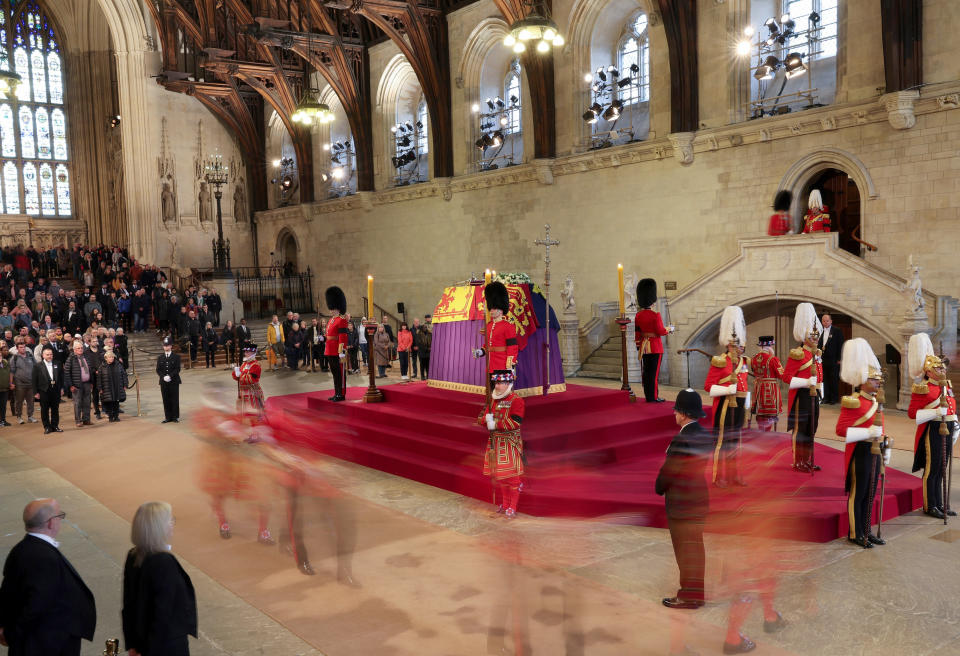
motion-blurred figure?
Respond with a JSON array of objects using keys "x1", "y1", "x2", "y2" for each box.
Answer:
[
  {"x1": 704, "y1": 306, "x2": 748, "y2": 487},
  {"x1": 232, "y1": 343, "x2": 264, "y2": 419}
]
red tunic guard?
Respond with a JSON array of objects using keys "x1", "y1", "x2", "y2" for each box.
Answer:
[
  {"x1": 907, "y1": 379, "x2": 957, "y2": 513},
  {"x1": 479, "y1": 389, "x2": 525, "y2": 515},
  {"x1": 634, "y1": 308, "x2": 667, "y2": 355},
  {"x1": 704, "y1": 353, "x2": 749, "y2": 413},
  {"x1": 485, "y1": 316, "x2": 518, "y2": 373},
  {"x1": 233, "y1": 358, "x2": 265, "y2": 418},
  {"x1": 324, "y1": 315, "x2": 349, "y2": 357},
  {"x1": 704, "y1": 351, "x2": 749, "y2": 483},
  {"x1": 802, "y1": 206, "x2": 830, "y2": 233},
  {"x1": 751, "y1": 351, "x2": 784, "y2": 429},
  {"x1": 767, "y1": 211, "x2": 790, "y2": 236},
  {"x1": 835, "y1": 391, "x2": 883, "y2": 543},
  {"x1": 780, "y1": 346, "x2": 822, "y2": 416}
]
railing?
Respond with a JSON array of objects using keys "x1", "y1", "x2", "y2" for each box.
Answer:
[
  {"x1": 851, "y1": 225, "x2": 878, "y2": 252},
  {"x1": 238, "y1": 271, "x2": 315, "y2": 319},
  {"x1": 360, "y1": 297, "x2": 402, "y2": 330}
]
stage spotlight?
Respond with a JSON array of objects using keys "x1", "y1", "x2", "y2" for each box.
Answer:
[
  {"x1": 471, "y1": 103, "x2": 480, "y2": 113},
  {"x1": 607, "y1": 66, "x2": 619, "y2": 77},
  {"x1": 490, "y1": 131, "x2": 504, "y2": 147},
  {"x1": 584, "y1": 73, "x2": 592, "y2": 83},
  {"x1": 784, "y1": 52, "x2": 806, "y2": 79},
  {"x1": 754, "y1": 55, "x2": 779, "y2": 81},
  {"x1": 809, "y1": 11, "x2": 820, "y2": 24},
  {"x1": 272, "y1": 159, "x2": 281, "y2": 168},
  {"x1": 475, "y1": 137, "x2": 486, "y2": 150},
  {"x1": 743, "y1": 25, "x2": 755, "y2": 38},
  {"x1": 486, "y1": 98, "x2": 495, "y2": 111},
  {"x1": 405, "y1": 121, "x2": 413, "y2": 131},
  {"x1": 510, "y1": 95, "x2": 519, "y2": 105},
  {"x1": 736, "y1": 40, "x2": 751, "y2": 56},
  {"x1": 399, "y1": 135, "x2": 411, "y2": 147},
  {"x1": 602, "y1": 100, "x2": 623, "y2": 121},
  {"x1": 416, "y1": 120, "x2": 423, "y2": 130},
  {"x1": 582, "y1": 109, "x2": 598, "y2": 124},
  {"x1": 500, "y1": 116, "x2": 509, "y2": 126},
  {"x1": 331, "y1": 167, "x2": 345, "y2": 180},
  {"x1": 596, "y1": 66, "x2": 607, "y2": 82},
  {"x1": 591, "y1": 82, "x2": 602, "y2": 93},
  {"x1": 495, "y1": 97, "x2": 505, "y2": 108},
  {"x1": 322, "y1": 143, "x2": 331, "y2": 151},
  {"x1": 629, "y1": 63, "x2": 639, "y2": 74},
  {"x1": 780, "y1": 13, "x2": 790, "y2": 22},
  {"x1": 481, "y1": 121, "x2": 493, "y2": 131},
  {"x1": 617, "y1": 77, "x2": 632, "y2": 88},
  {"x1": 391, "y1": 155, "x2": 402, "y2": 167},
  {"x1": 390, "y1": 125, "x2": 398, "y2": 133}
]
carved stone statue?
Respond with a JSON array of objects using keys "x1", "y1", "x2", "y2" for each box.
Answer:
[
  {"x1": 560, "y1": 275, "x2": 576, "y2": 313},
  {"x1": 233, "y1": 180, "x2": 248, "y2": 223},
  {"x1": 161, "y1": 182, "x2": 177, "y2": 224},
  {"x1": 198, "y1": 181, "x2": 213, "y2": 224},
  {"x1": 905, "y1": 254, "x2": 925, "y2": 315},
  {"x1": 624, "y1": 272, "x2": 638, "y2": 312}
]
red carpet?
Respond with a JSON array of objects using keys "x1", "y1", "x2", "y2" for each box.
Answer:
[{"x1": 265, "y1": 383, "x2": 923, "y2": 542}]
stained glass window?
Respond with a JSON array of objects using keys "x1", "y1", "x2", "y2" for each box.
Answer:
[
  {"x1": 2, "y1": 161, "x2": 16, "y2": 213},
  {"x1": 22, "y1": 162, "x2": 38, "y2": 214},
  {"x1": 0, "y1": 2, "x2": 71, "y2": 216}
]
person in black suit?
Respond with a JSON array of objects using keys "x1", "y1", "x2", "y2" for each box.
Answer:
[
  {"x1": 656, "y1": 389, "x2": 710, "y2": 610},
  {"x1": 0, "y1": 498, "x2": 96, "y2": 655},
  {"x1": 31, "y1": 346, "x2": 62, "y2": 434},
  {"x1": 123, "y1": 502, "x2": 197, "y2": 656},
  {"x1": 817, "y1": 313, "x2": 845, "y2": 405},
  {"x1": 156, "y1": 336, "x2": 181, "y2": 423},
  {"x1": 235, "y1": 318, "x2": 252, "y2": 351}
]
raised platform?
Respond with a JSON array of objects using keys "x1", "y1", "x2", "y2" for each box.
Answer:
[{"x1": 265, "y1": 383, "x2": 923, "y2": 542}]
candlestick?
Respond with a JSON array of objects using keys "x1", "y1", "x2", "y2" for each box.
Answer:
[
  {"x1": 617, "y1": 263, "x2": 625, "y2": 317},
  {"x1": 367, "y1": 275, "x2": 374, "y2": 319},
  {"x1": 484, "y1": 268, "x2": 491, "y2": 286}
]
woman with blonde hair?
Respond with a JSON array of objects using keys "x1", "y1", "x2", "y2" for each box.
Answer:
[{"x1": 122, "y1": 501, "x2": 197, "y2": 656}]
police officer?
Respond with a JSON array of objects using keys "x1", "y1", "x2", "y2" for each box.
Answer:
[{"x1": 156, "y1": 336, "x2": 181, "y2": 423}]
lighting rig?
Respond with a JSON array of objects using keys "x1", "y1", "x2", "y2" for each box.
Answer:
[
  {"x1": 270, "y1": 156, "x2": 298, "y2": 206},
  {"x1": 581, "y1": 64, "x2": 642, "y2": 149},
  {"x1": 321, "y1": 140, "x2": 356, "y2": 198},
  {"x1": 390, "y1": 121, "x2": 425, "y2": 186},
  {"x1": 738, "y1": 11, "x2": 831, "y2": 118},
  {"x1": 472, "y1": 95, "x2": 519, "y2": 171}
]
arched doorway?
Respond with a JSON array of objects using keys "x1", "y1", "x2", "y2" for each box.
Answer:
[
  {"x1": 275, "y1": 230, "x2": 298, "y2": 275},
  {"x1": 803, "y1": 168, "x2": 862, "y2": 257}
]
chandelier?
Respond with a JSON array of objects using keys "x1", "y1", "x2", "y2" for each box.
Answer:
[
  {"x1": 0, "y1": 70, "x2": 21, "y2": 99},
  {"x1": 292, "y1": 88, "x2": 334, "y2": 126},
  {"x1": 503, "y1": 0, "x2": 564, "y2": 54}
]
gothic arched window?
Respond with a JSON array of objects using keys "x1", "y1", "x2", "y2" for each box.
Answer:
[
  {"x1": 0, "y1": 2, "x2": 70, "y2": 217},
  {"x1": 415, "y1": 97, "x2": 429, "y2": 155},
  {"x1": 503, "y1": 61, "x2": 521, "y2": 135},
  {"x1": 617, "y1": 13, "x2": 649, "y2": 105}
]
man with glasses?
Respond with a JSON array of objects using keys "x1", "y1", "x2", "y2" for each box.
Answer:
[{"x1": 0, "y1": 498, "x2": 96, "y2": 655}]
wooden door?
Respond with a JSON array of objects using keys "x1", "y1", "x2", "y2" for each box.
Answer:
[{"x1": 810, "y1": 169, "x2": 862, "y2": 257}]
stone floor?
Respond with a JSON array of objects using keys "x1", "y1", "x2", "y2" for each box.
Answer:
[{"x1": 0, "y1": 359, "x2": 957, "y2": 656}]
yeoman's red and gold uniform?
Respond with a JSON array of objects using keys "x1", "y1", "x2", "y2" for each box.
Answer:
[
  {"x1": 751, "y1": 351, "x2": 784, "y2": 422},
  {"x1": 233, "y1": 358, "x2": 264, "y2": 418}
]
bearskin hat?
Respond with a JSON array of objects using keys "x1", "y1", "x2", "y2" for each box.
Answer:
[
  {"x1": 773, "y1": 190, "x2": 792, "y2": 212},
  {"x1": 325, "y1": 286, "x2": 347, "y2": 315},
  {"x1": 484, "y1": 281, "x2": 510, "y2": 314},
  {"x1": 636, "y1": 278, "x2": 658, "y2": 309}
]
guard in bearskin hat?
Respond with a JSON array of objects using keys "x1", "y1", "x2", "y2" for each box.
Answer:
[
  {"x1": 704, "y1": 306, "x2": 749, "y2": 487},
  {"x1": 324, "y1": 286, "x2": 349, "y2": 401},
  {"x1": 767, "y1": 190, "x2": 793, "y2": 236},
  {"x1": 478, "y1": 369, "x2": 525, "y2": 517},
  {"x1": 750, "y1": 335, "x2": 784, "y2": 431},
  {"x1": 634, "y1": 278, "x2": 674, "y2": 402},
  {"x1": 780, "y1": 303, "x2": 822, "y2": 472},
  {"x1": 473, "y1": 281, "x2": 518, "y2": 374},
  {"x1": 907, "y1": 332, "x2": 958, "y2": 518},
  {"x1": 835, "y1": 338, "x2": 888, "y2": 548},
  {"x1": 656, "y1": 388, "x2": 709, "y2": 609}
]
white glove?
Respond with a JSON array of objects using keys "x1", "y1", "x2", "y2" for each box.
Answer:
[
  {"x1": 939, "y1": 405, "x2": 949, "y2": 417},
  {"x1": 869, "y1": 425, "x2": 883, "y2": 438},
  {"x1": 485, "y1": 413, "x2": 496, "y2": 430},
  {"x1": 916, "y1": 409, "x2": 939, "y2": 424},
  {"x1": 709, "y1": 384, "x2": 733, "y2": 398},
  {"x1": 818, "y1": 383, "x2": 824, "y2": 395},
  {"x1": 339, "y1": 352, "x2": 346, "y2": 359},
  {"x1": 745, "y1": 392, "x2": 751, "y2": 409},
  {"x1": 789, "y1": 377, "x2": 809, "y2": 390},
  {"x1": 845, "y1": 427, "x2": 874, "y2": 443},
  {"x1": 953, "y1": 428, "x2": 958, "y2": 445},
  {"x1": 883, "y1": 449, "x2": 891, "y2": 466},
  {"x1": 233, "y1": 366, "x2": 241, "y2": 376},
  {"x1": 163, "y1": 375, "x2": 171, "y2": 382},
  {"x1": 808, "y1": 376, "x2": 818, "y2": 386},
  {"x1": 667, "y1": 325, "x2": 676, "y2": 334},
  {"x1": 472, "y1": 348, "x2": 485, "y2": 359}
]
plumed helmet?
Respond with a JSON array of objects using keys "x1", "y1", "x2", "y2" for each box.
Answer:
[
  {"x1": 792, "y1": 303, "x2": 822, "y2": 343},
  {"x1": 636, "y1": 278, "x2": 658, "y2": 309},
  {"x1": 840, "y1": 338, "x2": 883, "y2": 387},
  {"x1": 808, "y1": 189, "x2": 824, "y2": 210},
  {"x1": 484, "y1": 281, "x2": 510, "y2": 314},
  {"x1": 773, "y1": 190, "x2": 792, "y2": 212},
  {"x1": 718, "y1": 305, "x2": 746, "y2": 348},
  {"x1": 907, "y1": 332, "x2": 942, "y2": 380},
  {"x1": 673, "y1": 388, "x2": 706, "y2": 419},
  {"x1": 325, "y1": 286, "x2": 347, "y2": 315}
]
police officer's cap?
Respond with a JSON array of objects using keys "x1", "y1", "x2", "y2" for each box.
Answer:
[{"x1": 673, "y1": 388, "x2": 706, "y2": 419}]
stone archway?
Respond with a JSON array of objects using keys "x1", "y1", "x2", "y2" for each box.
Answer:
[{"x1": 275, "y1": 228, "x2": 299, "y2": 275}]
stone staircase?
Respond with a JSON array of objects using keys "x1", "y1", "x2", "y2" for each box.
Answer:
[{"x1": 576, "y1": 336, "x2": 622, "y2": 380}]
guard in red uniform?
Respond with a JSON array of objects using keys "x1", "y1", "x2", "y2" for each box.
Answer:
[
  {"x1": 767, "y1": 190, "x2": 793, "y2": 236},
  {"x1": 324, "y1": 286, "x2": 349, "y2": 401},
  {"x1": 751, "y1": 335, "x2": 784, "y2": 431},
  {"x1": 907, "y1": 333, "x2": 958, "y2": 518},
  {"x1": 634, "y1": 278, "x2": 674, "y2": 403},
  {"x1": 781, "y1": 303, "x2": 822, "y2": 472},
  {"x1": 835, "y1": 338, "x2": 888, "y2": 549},
  {"x1": 801, "y1": 189, "x2": 830, "y2": 233},
  {"x1": 232, "y1": 343, "x2": 264, "y2": 419},
  {"x1": 704, "y1": 305, "x2": 749, "y2": 487},
  {"x1": 478, "y1": 370, "x2": 525, "y2": 517},
  {"x1": 474, "y1": 281, "x2": 518, "y2": 373}
]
